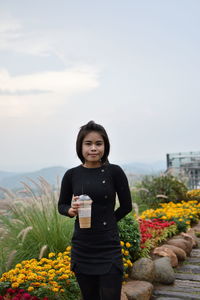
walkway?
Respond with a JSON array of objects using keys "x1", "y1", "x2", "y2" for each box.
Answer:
[{"x1": 151, "y1": 238, "x2": 200, "y2": 300}]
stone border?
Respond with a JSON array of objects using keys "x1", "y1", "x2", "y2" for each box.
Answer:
[{"x1": 121, "y1": 221, "x2": 200, "y2": 300}]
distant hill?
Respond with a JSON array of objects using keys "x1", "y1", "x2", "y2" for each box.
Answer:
[
  {"x1": 0, "y1": 171, "x2": 18, "y2": 181},
  {"x1": 0, "y1": 166, "x2": 67, "y2": 191},
  {"x1": 122, "y1": 161, "x2": 166, "y2": 174}
]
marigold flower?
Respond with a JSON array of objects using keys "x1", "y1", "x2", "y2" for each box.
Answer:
[
  {"x1": 48, "y1": 252, "x2": 55, "y2": 258},
  {"x1": 11, "y1": 282, "x2": 19, "y2": 288},
  {"x1": 125, "y1": 242, "x2": 131, "y2": 248}
]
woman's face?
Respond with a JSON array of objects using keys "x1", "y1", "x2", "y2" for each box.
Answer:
[{"x1": 82, "y1": 131, "x2": 105, "y2": 167}]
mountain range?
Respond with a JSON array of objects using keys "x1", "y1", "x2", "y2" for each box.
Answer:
[{"x1": 0, "y1": 161, "x2": 166, "y2": 193}]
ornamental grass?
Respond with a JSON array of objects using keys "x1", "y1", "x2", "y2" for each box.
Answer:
[{"x1": 0, "y1": 178, "x2": 74, "y2": 274}]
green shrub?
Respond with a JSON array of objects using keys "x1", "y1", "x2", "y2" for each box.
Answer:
[
  {"x1": 131, "y1": 189, "x2": 149, "y2": 214},
  {"x1": 136, "y1": 174, "x2": 188, "y2": 209},
  {"x1": 118, "y1": 214, "x2": 140, "y2": 261}
]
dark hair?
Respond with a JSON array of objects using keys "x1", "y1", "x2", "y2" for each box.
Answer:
[{"x1": 76, "y1": 120, "x2": 110, "y2": 164}]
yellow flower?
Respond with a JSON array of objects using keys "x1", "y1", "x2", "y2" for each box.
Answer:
[
  {"x1": 58, "y1": 274, "x2": 69, "y2": 280},
  {"x1": 31, "y1": 282, "x2": 41, "y2": 287},
  {"x1": 27, "y1": 286, "x2": 34, "y2": 292},
  {"x1": 120, "y1": 241, "x2": 124, "y2": 247},
  {"x1": 48, "y1": 252, "x2": 55, "y2": 258},
  {"x1": 127, "y1": 259, "x2": 133, "y2": 266},
  {"x1": 126, "y1": 242, "x2": 131, "y2": 248},
  {"x1": 12, "y1": 282, "x2": 19, "y2": 288}
]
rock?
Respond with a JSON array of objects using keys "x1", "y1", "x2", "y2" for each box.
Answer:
[
  {"x1": 121, "y1": 290, "x2": 128, "y2": 300},
  {"x1": 166, "y1": 238, "x2": 192, "y2": 255},
  {"x1": 130, "y1": 258, "x2": 155, "y2": 282},
  {"x1": 153, "y1": 246, "x2": 178, "y2": 267},
  {"x1": 192, "y1": 221, "x2": 200, "y2": 231},
  {"x1": 154, "y1": 257, "x2": 175, "y2": 284},
  {"x1": 122, "y1": 280, "x2": 153, "y2": 300},
  {"x1": 187, "y1": 228, "x2": 199, "y2": 245},
  {"x1": 161, "y1": 244, "x2": 187, "y2": 261},
  {"x1": 183, "y1": 231, "x2": 198, "y2": 247}
]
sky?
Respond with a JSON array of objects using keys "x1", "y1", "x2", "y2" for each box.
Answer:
[{"x1": 0, "y1": 0, "x2": 200, "y2": 172}]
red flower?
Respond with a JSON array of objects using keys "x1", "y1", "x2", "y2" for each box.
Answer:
[
  {"x1": 22, "y1": 293, "x2": 32, "y2": 299},
  {"x1": 139, "y1": 218, "x2": 175, "y2": 248},
  {"x1": 7, "y1": 288, "x2": 16, "y2": 294}
]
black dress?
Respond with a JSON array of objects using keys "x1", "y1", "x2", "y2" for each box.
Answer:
[{"x1": 58, "y1": 163, "x2": 132, "y2": 275}]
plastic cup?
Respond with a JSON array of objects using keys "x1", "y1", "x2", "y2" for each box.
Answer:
[{"x1": 78, "y1": 194, "x2": 92, "y2": 228}]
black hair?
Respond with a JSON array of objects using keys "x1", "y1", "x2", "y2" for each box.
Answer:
[{"x1": 76, "y1": 120, "x2": 110, "y2": 164}]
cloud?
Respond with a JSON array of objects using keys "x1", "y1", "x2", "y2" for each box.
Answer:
[
  {"x1": 0, "y1": 16, "x2": 21, "y2": 34},
  {"x1": 0, "y1": 12, "x2": 54, "y2": 56},
  {"x1": 0, "y1": 65, "x2": 99, "y2": 95},
  {"x1": 0, "y1": 14, "x2": 24, "y2": 49},
  {"x1": 0, "y1": 65, "x2": 100, "y2": 117}
]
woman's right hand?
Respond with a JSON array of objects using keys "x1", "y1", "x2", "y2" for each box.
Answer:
[{"x1": 68, "y1": 195, "x2": 80, "y2": 217}]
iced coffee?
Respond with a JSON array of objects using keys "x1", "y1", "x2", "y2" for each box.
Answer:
[{"x1": 78, "y1": 194, "x2": 92, "y2": 228}]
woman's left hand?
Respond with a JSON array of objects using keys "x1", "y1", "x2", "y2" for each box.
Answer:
[{"x1": 68, "y1": 195, "x2": 80, "y2": 217}]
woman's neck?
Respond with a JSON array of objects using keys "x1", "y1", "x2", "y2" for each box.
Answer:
[{"x1": 82, "y1": 162, "x2": 102, "y2": 168}]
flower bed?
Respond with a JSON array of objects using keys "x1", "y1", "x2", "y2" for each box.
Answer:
[
  {"x1": 140, "y1": 200, "x2": 200, "y2": 232},
  {"x1": 0, "y1": 247, "x2": 80, "y2": 300},
  {"x1": 0, "y1": 288, "x2": 48, "y2": 299},
  {"x1": 2, "y1": 197, "x2": 200, "y2": 298},
  {"x1": 138, "y1": 218, "x2": 177, "y2": 257},
  {"x1": 0, "y1": 242, "x2": 133, "y2": 298}
]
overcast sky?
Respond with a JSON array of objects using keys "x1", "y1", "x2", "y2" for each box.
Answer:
[{"x1": 0, "y1": 0, "x2": 200, "y2": 172}]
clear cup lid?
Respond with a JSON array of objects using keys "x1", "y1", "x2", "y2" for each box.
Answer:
[{"x1": 79, "y1": 194, "x2": 91, "y2": 201}]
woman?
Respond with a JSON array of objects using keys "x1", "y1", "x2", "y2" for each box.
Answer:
[{"x1": 58, "y1": 120, "x2": 132, "y2": 300}]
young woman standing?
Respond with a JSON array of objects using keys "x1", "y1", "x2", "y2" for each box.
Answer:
[{"x1": 58, "y1": 120, "x2": 132, "y2": 300}]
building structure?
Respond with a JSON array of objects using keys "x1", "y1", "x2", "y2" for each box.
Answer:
[{"x1": 166, "y1": 151, "x2": 200, "y2": 189}]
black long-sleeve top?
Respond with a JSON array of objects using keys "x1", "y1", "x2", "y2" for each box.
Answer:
[
  {"x1": 58, "y1": 163, "x2": 132, "y2": 275},
  {"x1": 58, "y1": 163, "x2": 132, "y2": 231}
]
